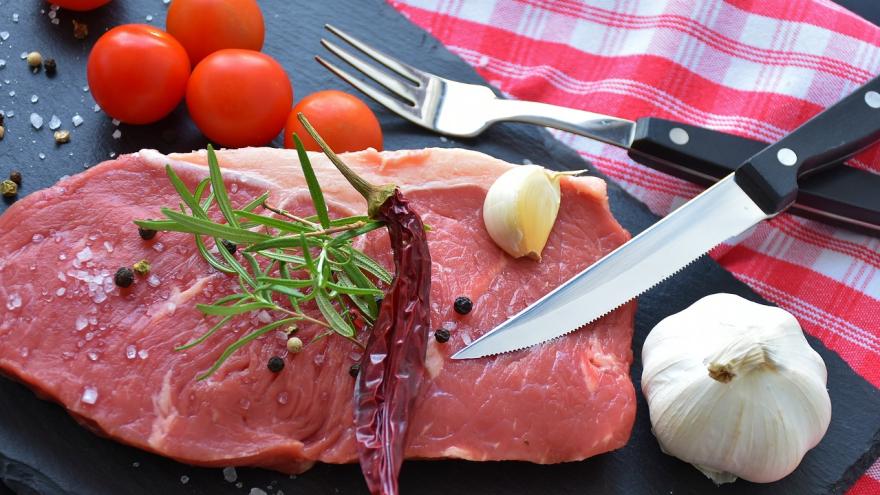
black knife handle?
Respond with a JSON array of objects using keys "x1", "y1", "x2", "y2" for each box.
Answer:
[
  {"x1": 735, "y1": 77, "x2": 880, "y2": 214},
  {"x1": 628, "y1": 117, "x2": 880, "y2": 235}
]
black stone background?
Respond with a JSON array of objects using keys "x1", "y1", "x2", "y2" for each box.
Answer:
[{"x1": 0, "y1": 0, "x2": 878, "y2": 493}]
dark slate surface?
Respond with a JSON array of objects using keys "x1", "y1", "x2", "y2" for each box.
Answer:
[{"x1": 0, "y1": 0, "x2": 878, "y2": 494}]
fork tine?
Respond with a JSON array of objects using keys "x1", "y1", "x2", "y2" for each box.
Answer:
[
  {"x1": 315, "y1": 56, "x2": 422, "y2": 125},
  {"x1": 321, "y1": 39, "x2": 418, "y2": 105},
  {"x1": 324, "y1": 24, "x2": 423, "y2": 85}
]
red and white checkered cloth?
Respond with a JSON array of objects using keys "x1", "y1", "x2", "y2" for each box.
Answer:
[{"x1": 386, "y1": 0, "x2": 880, "y2": 492}]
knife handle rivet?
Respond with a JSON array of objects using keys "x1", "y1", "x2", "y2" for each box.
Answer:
[
  {"x1": 777, "y1": 148, "x2": 798, "y2": 166},
  {"x1": 669, "y1": 127, "x2": 689, "y2": 145},
  {"x1": 865, "y1": 91, "x2": 880, "y2": 108}
]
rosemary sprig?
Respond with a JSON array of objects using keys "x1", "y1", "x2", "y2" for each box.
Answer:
[{"x1": 135, "y1": 140, "x2": 391, "y2": 380}]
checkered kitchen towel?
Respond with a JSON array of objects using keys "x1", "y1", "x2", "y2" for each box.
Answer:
[{"x1": 386, "y1": 0, "x2": 880, "y2": 492}]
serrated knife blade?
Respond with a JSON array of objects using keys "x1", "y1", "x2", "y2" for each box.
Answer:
[
  {"x1": 451, "y1": 175, "x2": 766, "y2": 359},
  {"x1": 452, "y1": 74, "x2": 880, "y2": 360}
]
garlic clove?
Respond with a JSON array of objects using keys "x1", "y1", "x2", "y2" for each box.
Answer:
[{"x1": 482, "y1": 165, "x2": 584, "y2": 261}]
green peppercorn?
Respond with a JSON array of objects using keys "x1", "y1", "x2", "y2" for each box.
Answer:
[
  {"x1": 454, "y1": 296, "x2": 473, "y2": 315},
  {"x1": 267, "y1": 356, "x2": 284, "y2": 373},
  {"x1": 1, "y1": 180, "x2": 17, "y2": 198},
  {"x1": 434, "y1": 329, "x2": 451, "y2": 343},
  {"x1": 138, "y1": 227, "x2": 157, "y2": 240},
  {"x1": 349, "y1": 363, "x2": 361, "y2": 378},
  {"x1": 114, "y1": 267, "x2": 134, "y2": 288},
  {"x1": 9, "y1": 170, "x2": 22, "y2": 186},
  {"x1": 132, "y1": 259, "x2": 151, "y2": 276},
  {"x1": 221, "y1": 239, "x2": 237, "y2": 254}
]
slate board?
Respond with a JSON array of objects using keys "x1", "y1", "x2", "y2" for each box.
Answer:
[{"x1": 0, "y1": 0, "x2": 878, "y2": 494}]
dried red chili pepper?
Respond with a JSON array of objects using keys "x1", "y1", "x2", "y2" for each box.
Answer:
[{"x1": 299, "y1": 115, "x2": 432, "y2": 495}]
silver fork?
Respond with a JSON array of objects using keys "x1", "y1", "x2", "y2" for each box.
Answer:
[{"x1": 317, "y1": 24, "x2": 635, "y2": 148}]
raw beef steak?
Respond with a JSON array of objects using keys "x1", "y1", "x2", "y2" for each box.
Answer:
[{"x1": 0, "y1": 147, "x2": 635, "y2": 472}]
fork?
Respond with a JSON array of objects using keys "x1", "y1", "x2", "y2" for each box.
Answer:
[{"x1": 316, "y1": 25, "x2": 880, "y2": 236}]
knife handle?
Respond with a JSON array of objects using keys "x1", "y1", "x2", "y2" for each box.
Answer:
[{"x1": 735, "y1": 78, "x2": 880, "y2": 214}]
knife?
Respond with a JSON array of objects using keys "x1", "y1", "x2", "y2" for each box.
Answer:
[{"x1": 453, "y1": 79, "x2": 880, "y2": 359}]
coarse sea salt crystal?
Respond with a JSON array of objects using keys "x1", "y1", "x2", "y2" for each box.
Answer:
[
  {"x1": 32, "y1": 233, "x2": 45, "y2": 242},
  {"x1": 180, "y1": 475, "x2": 189, "y2": 485},
  {"x1": 92, "y1": 290, "x2": 107, "y2": 304},
  {"x1": 76, "y1": 246, "x2": 93, "y2": 262},
  {"x1": 138, "y1": 349, "x2": 149, "y2": 359},
  {"x1": 87, "y1": 351, "x2": 98, "y2": 361},
  {"x1": 111, "y1": 118, "x2": 120, "y2": 126},
  {"x1": 75, "y1": 315, "x2": 88, "y2": 331},
  {"x1": 112, "y1": 129, "x2": 121, "y2": 139},
  {"x1": 276, "y1": 392, "x2": 289, "y2": 405},
  {"x1": 223, "y1": 467, "x2": 238, "y2": 483},
  {"x1": 85, "y1": 332, "x2": 94, "y2": 341},
  {"x1": 0, "y1": 32, "x2": 9, "y2": 41},
  {"x1": 147, "y1": 274, "x2": 161, "y2": 287},
  {"x1": 249, "y1": 488, "x2": 267, "y2": 495},
  {"x1": 30, "y1": 94, "x2": 38, "y2": 103},
  {"x1": 256, "y1": 310, "x2": 272, "y2": 323},
  {"x1": 39, "y1": 153, "x2": 46, "y2": 160},
  {"x1": 6, "y1": 293, "x2": 22, "y2": 310},
  {"x1": 103, "y1": 241, "x2": 113, "y2": 252},
  {"x1": 146, "y1": 15, "x2": 154, "y2": 22},
  {"x1": 81, "y1": 387, "x2": 98, "y2": 404},
  {"x1": 0, "y1": 60, "x2": 5, "y2": 69},
  {"x1": 55, "y1": 287, "x2": 66, "y2": 296},
  {"x1": 126, "y1": 345, "x2": 137, "y2": 359},
  {"x1": 152, "y1": 242, "x2": 165, "y2": 252},
  {"x1": 30, "y1": 112, "x2": 43, "y2": 129},
  {"x1": 72, "y1": 114, "x2": 83, "y2": 126},
  {"x1": 48, "y1": 115, "x2": 61, "y2": 130},
  {"x1": 12, "y1": 13, "x2": 19, "y2": 22},
  {"x1": 93, "y1": 103, "x2": 101, "y2": 112}
]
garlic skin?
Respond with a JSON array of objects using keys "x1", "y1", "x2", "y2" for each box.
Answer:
[
  {"x1": 482, "y1": 165, "x2": 581, "y2": 261},
  {"x1": 641, "y1": 293, "x2": 831, "y2": 484}
]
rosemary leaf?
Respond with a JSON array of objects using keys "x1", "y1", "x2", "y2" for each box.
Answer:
[
  {"x1": 349, "y1": 247, "x2": 393, "y2": 285},
  {"x1": 197, "y1": 301, "x2": 275, "y2": 316},
  {"x1": 326, "y1": 281, "x2": 384, "y2": 296},
  {"x1": 240, "y1": 191, "x2": 271, "y2": 212},
  {"x1": 255, "y1": 276, "x2": 314, "y2": 288},
  {"x1": 315, "y1": 289, "x2": 355, "y2": 338},
  {"x1": 160, "y1": 209, "x2": 270, "y2": 243},
  {"x1": 207, "y1": 144, "x2": 241, "y2": 228},
  {"x1": 294, "y1": 134, "x2": 331, "y2": 229},
  {"x1": 234, "y1": 209, "x2": 316, "y2": 233}
]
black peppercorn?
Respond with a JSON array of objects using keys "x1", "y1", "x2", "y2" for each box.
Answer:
[
  {"x1": 9, "y1": 170, "x2": 22, "y2": 186},
  {"x1": 138, "y1": 227, "x2": 157, "y2": 240},
  {"x1": 453, "y1": 296, "x2": 473, "y2": 315},
  {"x1": 267, "y1": 356, "x2": 285, "y2": 373},
  {"x1": 434, "y1": 328, "x2": 451, "y2": 343},
  {"x1": 221, "y1": 239, "x2": 237, "y2": 254},
  {"x1": 0, "y1": 113, "x2": 5, "y2": 125},
  {"x1": 43, "y1": 58, "x2": 57, "y2": 76},
  {"x1": 349, "y1": 363, "x2": 361, "y2": 377},
  {"x1": 114, "y1": 267, "x2": 134, "y2": 288}
]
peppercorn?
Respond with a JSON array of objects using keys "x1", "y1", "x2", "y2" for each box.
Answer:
[
  {"x1": 453, "y1": 296, "x2": 473, "y2": 315},
  {"x1": 349, "y1": 363, "x2": 361, "y2": 377},
  {"x1": 221, "y1": 239, "x2": 237, "y2": 254},
  {"x1": 54, "y1": 129, "x2": 70, "y2": 144},
  {"x1": 0, "y1": 125, "x2": 5, "y2": 141},
  {"x1": 132, "y1": 259, "x2": 151, "y2": 276},
  {"x1": 26, "y1": 52, "x2": 42, "y2": 70},
  {"x1": 0, "y1": 113, "x2": 4, "y2": 126},
  {"x1": 287, "y1": 336, "x2": 303, "y2": 353},
  {"x1": 114, "y1": 267, "x2": 134, "y2": 288},
  {"x1": 1, "y1": 180, "x2": 17, "y2": 198},
  {"x1": 43, "y1": 58, "x2": 57, "y2": 76},
  {"x1": 267, "y1": 356, "x2": 285, "y2": 373},
  {"x1": 9, "y1": 170, "x2": 21, "y2": 186},
  {"x1": 138, "y1": 227, "x2": 157, "y2": 240},
  {"x1": 434, "y1": 328, "x2": 451, "y2": 343}
]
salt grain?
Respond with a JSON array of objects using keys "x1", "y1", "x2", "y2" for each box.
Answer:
[
  {"x1": 39, "y1": 153, "x2": 45, "y2": 160},
  {"x1": 103, "y1": 241, "x2": 113, "y2": 252},
  {"x1": 32, "y1": 233, "x2": 45, "y2": 242},
  {"x1": 249, "y1": 488, "x2": 267, "y2": 495},
  {"x1": 30, "y1": 113, "x2": 43, "y2": 129},
  {"x1": 147, "y1": 274, "x2": 161, "y2": 287},
  {"x1": 180, "y1": 475, "x2": 189, "y2": 485},
  {"x1": 9, "y1": 90, "x2": 15, "y2": 97},
  {"x1": 87, "y1": 351, "x2": 98, "y2": 361},
  {"x1": 92, "y1": 290, "x2": 107, "y2": 304},
  {"x1": 72, "y1": 114, "x2": 83, "y2": 126},
  {"x1": 152, "y1": 242, "x2": 165, "y2": 252},
  {"x1": 112, "y1": 129, "x2": 121, "y2": 139},
  {"x1": 0, "y1": 32, "x2": 8, "y2": 41},
  {"x1": 146, "y1": 15, "x2": 154, "y2": 22},
  {"x1": 222, "y1": 467, "x2": 238, "y2": 483},
  {"x1": 132, "y1": 462, "x2": 140, "y2": 468},
  {"x1": 75, "y1": 315, "x2": 88, "y2": 331},
  {"x1": 48, "y1": 115, "x2": 61, "y2": 130},
  {"x1": 30, "y1": 95, "x2": 38, "y2": 103},
  {"x1": 51, "y1": 18, "x2": 59, "y2": 25},
  {"x1": 85, "y1": 332, "x2": 94, "y2": 341},
  {"x1": 6, "y1": 293, "x2": 22, "y2": 310},
  {"x1": 277, "y1": 392, "x2": 289, "y2": 405},
  {"x1": 239, "y1": 398, "x2": 251, "y2": 410},
  {"x1": 111, "y1": 118, "x2": 120, "y2": 126},
  {"x1": 0, "y1": 60, "x2": 5, "y2": 69},
  {"x1": 48, "y1": 10, "x2": 57, "y2": 19},
  {"x1": 138, "y1": 349, "x2": 149, "y2": 359},
  {"x1": 19, "y1": 52, "x2": 27, "y2": 59},
  {"x1": 76, "y1": 246, "x2": 93, "y2": 262},
  {"x1": 256, "y1": 310, "x2": 272, "y2": 323},
  {"x1": 126, "y1": 345, "x2": 137, "y2": 359},
  {"x1": 81, "y1": 387, "x2": 98, "y2": 404},
  {"x1": 12, "y1": 14, "x2": 19, "y2": 23},
  {"x1": 93, "y1": 103, "x2": 100, "y2": 112},
  {"x1": 55, "y1": 288, "x2": 66, "y2": 296}
]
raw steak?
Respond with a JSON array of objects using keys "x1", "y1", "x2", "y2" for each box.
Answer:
[{"x1": 0, "y1": 147, "x2": 635, "y2": 473}]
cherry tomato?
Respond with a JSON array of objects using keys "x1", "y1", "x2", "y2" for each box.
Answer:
[
  {"x1": 283, "y1": 90, "x2": 383, "y2": 152},
  {"x1": 87, "y1": 25, "x2": 190, "y2": 124},
  {"x1": 51, "y1": 0, "x2": 111, "y2": 11},
  {"x1": 186, "y1": 49, "x2": 293, "y2": 147},
  {"x1": 166, "y1": 0, "x2": 265, "y2": 65}
]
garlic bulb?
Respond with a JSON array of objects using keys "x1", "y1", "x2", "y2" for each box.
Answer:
[
  {"x1": 482, "y1": 165, "x2": 583, "y2": 260},
  {"x1": 641, "y1": 293, "x2": 831, "y2": 484}
]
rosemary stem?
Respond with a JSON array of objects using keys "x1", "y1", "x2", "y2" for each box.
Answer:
[
  {"x1": 304, "y1": 221, "x2": 367, "y2": 237},
  {"x1": 262, "y1": 201, "x2": 319, "y2": 227}
]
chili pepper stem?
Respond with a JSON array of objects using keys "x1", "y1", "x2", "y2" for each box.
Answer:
[{"x1": 297, "y1": 113, "x2": 396, "y2": 219}]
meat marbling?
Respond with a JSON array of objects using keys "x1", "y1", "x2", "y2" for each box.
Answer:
[{"x1": 0, "y1": 147, "x2": 636, "y2": 473}]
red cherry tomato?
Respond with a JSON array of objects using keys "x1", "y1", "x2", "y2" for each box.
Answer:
[
  {"x1": 284, "y1": 90, "x2": 383, "y2": 152},
  {"x1": 166, "y1": 0, "x2": 265, "y2": 65},
  {"x1": 87, "y1": 25, "x2": 190, "y2": 124},
  {"x1": 186, "y1": 49, "x2": 293, "y2": 147},
  {"x1": 51, "y1": 0, "x2": 111, "y2": 11}
]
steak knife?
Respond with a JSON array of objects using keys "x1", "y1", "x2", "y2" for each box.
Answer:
[{"x1": 453, "y1": 79, "x2": 880, "y2": 359}]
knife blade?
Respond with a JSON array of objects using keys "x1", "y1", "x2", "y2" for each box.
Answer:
[{"x1": 453, "y1": 77, "x2": 880, "y2": 360}]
